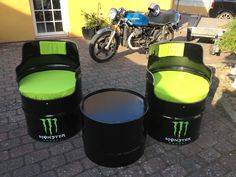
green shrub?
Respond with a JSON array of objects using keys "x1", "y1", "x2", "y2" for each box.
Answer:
[
  {"x1": 81, "y1": 11, "x2": 109, "y2": 30},
  {"x1": 219, "y1": 18, "x2": 236, "y2": 53}
]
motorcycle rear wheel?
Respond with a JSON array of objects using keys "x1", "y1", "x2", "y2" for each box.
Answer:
[
  {"x1": 89, "y1": 32, "x2": 119, "y2": 63},
  {"x1": 157, "y1": 28, "x2": 174, "y2": 41}
]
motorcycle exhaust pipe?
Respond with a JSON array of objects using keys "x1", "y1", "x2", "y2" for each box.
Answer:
[{"x1": 127, "y1": 32, "x2": 140, "y2": 50}]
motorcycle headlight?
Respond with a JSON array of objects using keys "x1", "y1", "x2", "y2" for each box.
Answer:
[{"x1": 108, "y1": 8, "x2": 118, "y2": 20}]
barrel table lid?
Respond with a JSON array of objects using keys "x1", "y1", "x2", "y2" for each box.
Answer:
[
  {"x1": 81, "y1": 89, "x2": 146, "y2": 124},
  {"x1": 19, "y1": 70, "x2": 76, "y2": 100},
  {"x1": 153, "y1": 71, "x2": 210, "y2": 104}
]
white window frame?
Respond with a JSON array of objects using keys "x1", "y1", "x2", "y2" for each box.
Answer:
[{"x1": 30, "y1": 0, "x2": 70, "y2": 37}]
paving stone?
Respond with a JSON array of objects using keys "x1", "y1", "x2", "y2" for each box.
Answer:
[
  {"x1": 0, "y1": 138, "x2": 21, "y2": 150},
  {"x1": 8, "y1": 127, "x2": 27, "y2": 138},
  {"x1": 196, "y1": 132, "x2": 218, "y2": 149},
  {"x1": 10, "y1": 143, "x2": 34, "y2": 158},
  {"x1": 160, "y1": 150, "x2": 185, "y2": 165},
  {"x1": 0, "y1": 123, "x2": 18, "y2": 133},
  {"x1": 75, "y1": 168, "x2": 102, "y2": 177},
  {"x1": 161, "y1": 164, "x2": 187, "y2": 177},
  {"x1": 56, "y1": 161, "x2": 83, "y2": 177},
  {"x1": 16, "y1": 108, "x2": 24, "y2": 115},
  {"x1": 17, "y1": 120, "x2": 27, "y2": 128},
  {"x1": 36, "y1": 171, "x2": 57, "y2": 177},
  {"x1": 225, "y1": 171, "x2": 236, "y2": 177},
  {"x1": 229, "y1": 133, "x2": 236, "y2": 146},
  {"x1": 117, "y1": 165, "x2": 145, "y2": 177},
  {"x1": 135, "y1": 154, "x2": 147, "y2": 164},
  {"x1": 187, "y1": 170, "x2": 208, "y2": 177},
  {"x1": 198, "y1": 148, "x2": 221, "y2": 163},
  {"x1": 99, "y1": 166, "x2": 118, "y2": 176},
  {"x1": 149, "y1": 172, "x2": 164, "y2": 177},
  {"x1": 25, "y1": 149, "x2": 49, "y2": 164},
  {"x1": 0, "y1": 150, "x2": 9, "y2": 161},
  {"x1": 41, "y1": 155, "x2": 66, "y2": 171},
  {"x1": 0, "y1": 110, "x2": 16, "y2": 119},
  {"x1": 34, "y1": 141, "x2": 56, "y2": 150},
  {"x1": 72, "y1": 136, "x2": 83, "y2": 148},
  {"x1": 214, "y1": 140, "x2": 235, "y2": 154},
  {"x1": 181, "y1": 156, "x2": 207, "y2": 173},
  {"x1": 13, "y1": 164, "x2": 40, "y2": 177},
  {"x1": 0, "y1": 157, "x2": 24, "y2": 175},
  {"x1": 0, "y1": 132, "x2": 7, "y2": 142},
  {"x1": 160, "y1": 143, "x2": 177, "y2": 151},
  {"x1": 9, "y1": 114, "x2": 25, "y2": 123},
  {"x1": 1, "y1": 173, "x2": 11, "y2": 177},
  {"x1": 202, "y1": 162, "x2": 227, "y2": 177},
  {"x1": 178, "y1": 142, "x2": 202, "y2": 157},
  {"x1": 142, "y1": 157, "x2": 167, "y2": 175},
  {"x1": 219, "y1": 153, "x2": 236, "y2": 171},
  {"x1": 144, "y1": 143, "x2": 165, "y2": 159},
  {"x1": 65, "y1": 148, "x2": 86, "y2": 162},
  {"x1": 21, "y1": 135, "x2": 35, "y2": 144},
  {"x1": 81, "y1": 157, "x2": 97, "y2": 169},
  {"x1": 49, "y1": 142, "x2": 73, "y2": 156},
  {"x1": 0, "y1": 118, "x2": 8, "y2": 125}
]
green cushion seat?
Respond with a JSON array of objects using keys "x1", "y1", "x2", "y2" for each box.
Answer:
[
  {"x1": 19, "y1": 70, "x2": 76, "y2": 100},
  {"x1": 153, "y1": 71, "x2": 210, "y2": 104}
]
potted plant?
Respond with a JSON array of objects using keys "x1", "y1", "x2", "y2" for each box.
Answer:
[{"x1": 81, "y1": 11, "x2": 109, "y2": 40}]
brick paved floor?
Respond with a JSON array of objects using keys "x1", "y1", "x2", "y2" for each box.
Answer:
[{"x1": 0, "y1": 38, "x2": 236, "y2": 177}]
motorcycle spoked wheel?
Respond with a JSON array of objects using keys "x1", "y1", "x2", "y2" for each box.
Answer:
[{"x1": 89, "y1": 32, "x2": 119, "y2": 63}]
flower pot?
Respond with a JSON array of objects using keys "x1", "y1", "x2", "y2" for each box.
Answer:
[{"x1": 82, "y1": 27, "x2": 96, "y2": 40}]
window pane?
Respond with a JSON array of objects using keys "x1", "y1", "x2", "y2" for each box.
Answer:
[
  {"x1": 45, "y1": 11, "x2": 53, "y2": 21},
  {"x1": 37, "y1": 23, "x2": 46, "y2": 33},
  {"x1": 55, "y1": 22, "x2": 63, "y2": 31},
  {"x1": 46, "y1": 22, "x2": 55, "y2": 32},
  {"x1": 54, "y1": 11, "x2": 62, "y2": 20},
  {"x1": 35, "y1": 11, "x2": 44, "y2": 21},
  {"x1": 52, "y1": 0, "x2": 61, "y2": 9},
  {"x1": 33, "y1": 0, "x2": 42, "y2": 10},
  {"x1": 43, "y1": 0, "x2": 52, "y2": 9}
]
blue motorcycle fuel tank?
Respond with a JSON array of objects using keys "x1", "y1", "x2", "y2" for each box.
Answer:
[{"x1": 125, "y1": 13, "x2": 149, "y2": 26}]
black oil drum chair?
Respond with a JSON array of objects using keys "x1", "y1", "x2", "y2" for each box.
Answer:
[
  {"x1": 146, "y1": 42, "x2": 212, "y2": 145},
  {"x1": 16, "y1": 40, "x2": 82, "y2": 142}
]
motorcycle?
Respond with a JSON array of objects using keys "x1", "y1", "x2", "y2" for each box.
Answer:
[{"x1": 89, "y1": 7, "x2": 181, "y2": 62}]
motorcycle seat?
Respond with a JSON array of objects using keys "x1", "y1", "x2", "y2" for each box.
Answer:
[{"x1": 148, "y1": 10, "x2": 178, "y2": 26}]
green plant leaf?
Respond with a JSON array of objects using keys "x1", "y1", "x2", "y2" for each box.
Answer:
[
  {"x1": 81, "y1": 10, "x2": 109, "y2": 29},
  {"x1": 219, "y1": 18, "x2": 236, "y2": 53}
]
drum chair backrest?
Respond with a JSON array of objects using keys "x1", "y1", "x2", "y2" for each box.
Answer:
[
  {"x1": 16, "y1": 40, "x2": 80, "y2": 82},
  {"x1": 147, "y1": 42, "x2": 212, "y2": 82}
]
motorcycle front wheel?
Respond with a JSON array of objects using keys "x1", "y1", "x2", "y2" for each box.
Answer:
[{"x1": 89, "y1": 31, "x2": 119, "y2": 63}]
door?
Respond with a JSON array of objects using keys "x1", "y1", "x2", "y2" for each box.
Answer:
[{"x1": 30, "y1": 0, "x2": 69, "y2": 37}]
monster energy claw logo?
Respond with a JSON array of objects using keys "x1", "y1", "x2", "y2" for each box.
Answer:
[
  {"x1": 40, "y1": 117, "x2": 58, "y2": 135},
  {"x1": 173, "y1": 121, "x2": 189, "y2": 138}
]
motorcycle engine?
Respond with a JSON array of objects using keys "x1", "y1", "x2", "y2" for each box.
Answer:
[
  {"x1": 127, "y1": 27, "x2": 154, "y2": 50},
  {"x1": 133, "y1": 28, "x2": 143, "y2": 37}
]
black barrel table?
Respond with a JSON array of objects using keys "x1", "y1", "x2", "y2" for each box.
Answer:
[{"x1": 80, "y1": 89, "x2": 148, "y2": 167}]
